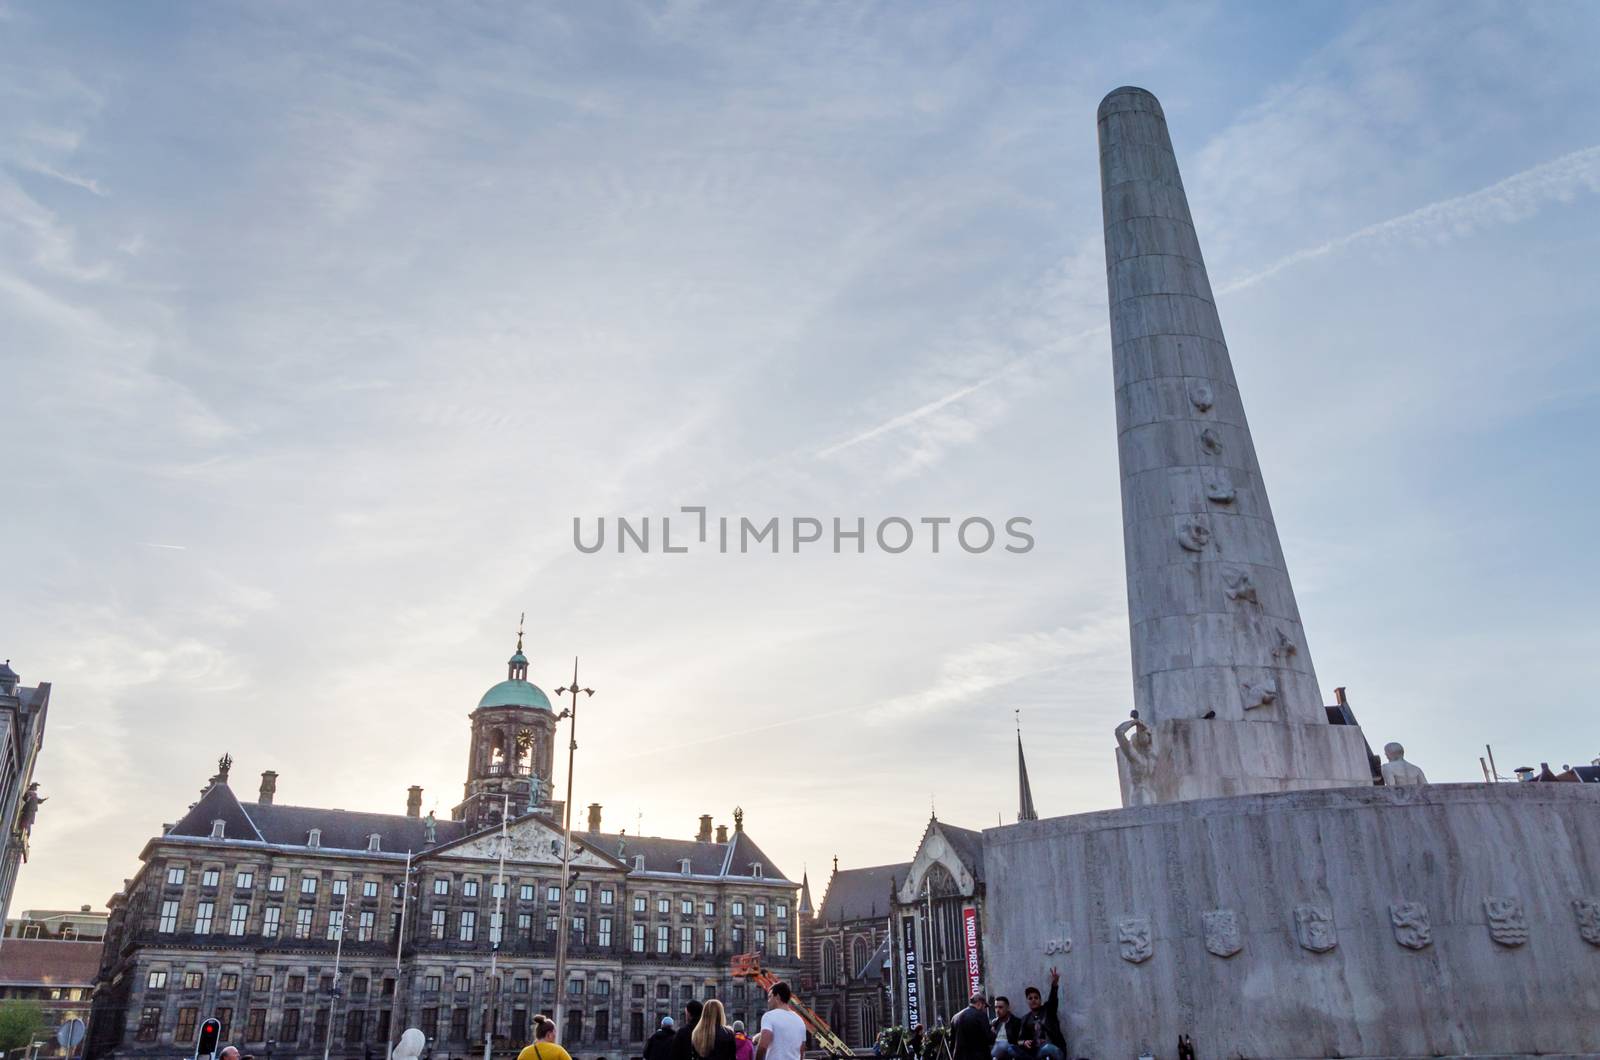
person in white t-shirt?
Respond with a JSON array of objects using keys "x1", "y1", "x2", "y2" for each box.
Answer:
[{"x1": 754, "y1": 981, "x2": 807, "y2": 1060}]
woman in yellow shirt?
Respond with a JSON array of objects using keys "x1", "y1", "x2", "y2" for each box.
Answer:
[{"x1": 517, "y1": 1015, "x2": 573, "y2": 1060}]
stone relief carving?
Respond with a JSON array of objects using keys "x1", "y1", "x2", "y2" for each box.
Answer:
[
  {"x1": 1484, "y1": 896, "x2": 1529, "y2": 947},
  {"x1": 1222, "y1": 567, "x2": 1258, "y2": 605},
  {"x1": 1118, "y1": 915, "x2": 1153, "y2": 963},
  {"x1": 1177, "y1": 521, "x2": 1211, "y2": 552},
  {"x1": 1271, "y1": 629, "x2": 1298, "y2": 661},
  {"x1": 1202, "y1": 909, "x2": 1242, "y2": 957},
  {"x1": 1241, "y1": 675, "x2": 1278, "y2": 710},
  {"x1": 1573, "y1": 898, "x2": 1600, "y2": 946},
  {"x1": 1188, "y1": 382, "x2": 1214, "y2": 412},
  {"x1": 1389, "y1": 901, "x2": 1432, "y2": 950},
  {"x1": 1199, "y1": 427, "x2": 1223, "y2": 454},
  {"x1": 1203, "y1": 477, "x2": 1236, "y2": 504},
  {"x1": 1294, "y1": 905, "x2": 1337, "y2": 953}
]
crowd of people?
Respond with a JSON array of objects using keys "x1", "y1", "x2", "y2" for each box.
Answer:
[
  {"x1": 530, "y1": 981, "x2": 808, "y2": 1060},
  {"x1": 951, "y1": 968, "x2": 1066, "y2": 1060}
]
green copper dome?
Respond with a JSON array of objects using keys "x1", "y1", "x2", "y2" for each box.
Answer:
[{"x1": 478, "y1": 678, "x2": 552, "y2": 711}]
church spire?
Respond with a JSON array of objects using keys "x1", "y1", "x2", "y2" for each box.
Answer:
[
  {"x1": 1016, "y1": 711, "x2": 1038, "y2": 822},
  {"x1": 798, "y1": 869, "x2": 814, "y2": 915}
]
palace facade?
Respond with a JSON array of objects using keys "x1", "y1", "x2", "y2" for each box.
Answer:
[{"x1": 87, "y1": 640, "x2": 800, "y2": 1060}]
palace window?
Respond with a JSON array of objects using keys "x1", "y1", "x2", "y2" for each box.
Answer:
[
  {"x1": 358, "y1": 911, "x2": 375, "y2": 941},
  {"x1": 300, "y1": 876, "x2": 318, "y2": 895},
  {"x1": 633, "y1": 896, "x2": 646, "y2": 913},
  {"x1": 572, "y1": 916, "x2": 586, "y2": 943},
  {"x1": 776, "y1": 903, "x2": 788, "y2": 920},
  {"x1": 202, "y1": 869, "x2": 221, "y2": 888},
  {"x1": 419, "y1": 1009, "x2": 437, "y2": 1041},
  {"x1": 547, "y1": 885, "x2": 561, "y2": 902},
  {"x1": 595, "y1": 1009, "x2": 610, "y2": 1040},
  {"x1": 455, "y1": 974, "x2": 472, "y2": 993},
  {"x1": 183, "y1": 971, "x2": 204, "y2": 990},
  {"x1": 147, "y1": 970, "x2": 168, "y2": 990},
  {"x1": 346, "y1": 1010, "x2": 365, "y2": 1043},
  {"x1": 450, "y1": 1009, "x2": 468, "y2": 1041},
  {"x1": 434, "y1": 878, "x2": 450, "y2": 896},
  {"x1": 681, "y1": 899, "x2": 693, "y2": 916},
  {"x1": 731, "y1": 900, "x2": 744, "y2": 916},
  {"x1": 630, "y1": 1012, "x2": 645, "y2": 1042},
  {"x1": 567, "y1": 976, "x2": 583, "y2": 998},
  {"x1": 282, "y1": 1009, "x2": 302, "y2": 1042},
  {"x1": 166, "y1": 866, "x2": 186, "y2": 886},
  {"x1": 657, "y1": 898, "x2": 670, "y2": 915},
  {"x1": 599, "y1": 887, "x2": 614, "y2": 905},
  {"x1": 425, "y1": 976, "x2": 442, "y2": 992},
  {"x1": 754, "y1": 901, "x2": 766, "y2": 918},
  {"x1": 775, "y1": 929, "x2": 788, "y2": 957},
  {"x1": 704, "y1": 900, "x2": 716, "y2": 916},
  {"x1": 245, "y1": 1009, "x2": 266, "y2": 1042},
  {"x1": 287, "y1": 975, "x2": 305, "y2": 993},
  {"x1": 363, "y1": 881, "x2": 379, "y2": 898},
  {"x1": 327, "y1": 909, "x2": 345, "y2": 941},
  {"x1": 194, "y1": 902, "x2": 215, "y2": 934},
  {"x1": 703, "y1": 927, "x2": 715, "y2": 954},
  {"x1": 268, "y1": 875, "x2": 285, "y2": 893},
  {"x1": 655, "y1": 983, "x2": 670, "y2": 999},
  {"x1": 463, "y1": 880, "x2": 479, "y2": 898},
  {"x1": 351, "y1": 976, "x2": 368, "y2": 996},
  {"x1": 518, "y1": 913, "x2": 533, "y2": 937},
  {"x1": 294, "y1": 908, "x2": 313, "y2": 939},
  {"x1": 574, "y1": 885, "x2": 588, "y2": 904},
  {"x1": 220, "y1": 973, "x2": 239, "y2": 991},
  {"x1": 545, "y1": 913, "x2": 558, "y2": 937},
  {"x1": 754, "y1": 927, "x2": 766, "y2": 950},
  {"x1": 216, "y1": 1008, "x2": 233, "y2": 1040},
  {"x1": 430, "y1": 909, "x2": 446, "y2": 939},
  {"x1": 158, "y1": 901, "x2": 180, "y2": 933},
  {"x1": 263, "y1": 906, "x2": 281, "y2": 937},
  {"x1": 235, "y1": 871, "x2": 254, "y2": 889},
  {"x1": 254, "y1": 973, "x2": 272, "y2": 992},
  {"x1": 459, "y1": 910, "x2": 477, "y2": 942},
  {"x1": 492, "y1": 882, "x2": 506, "y2": 899},
  {"x1": 332, "y1": 879, "x2": 348, "y2": 898},
  {"x1": 631, "y1": 924, "x2": 645, "y2": 952},
  {"x1": 680, "y1": 926, "x2": 693, "y2": 954},
  {"x1": 731, "y1": 926, "x2": 744, "y2": 949},
  {"x1": 520, "y1": 884, "x2": 535, "y2": 901},
  {"x1": 565, "y1": 1010, "x2": 582, "y2": 1042},
  {"x1": 228, "y1": 904, "x2": 249, "y2": 935},
  {"x1": 137, "y1": 1007, "x2": 161, "y2": 1041},
  {"x1": 656, "y1": 925, "x2": 669, "y2": 953},
  {"x1": 175, "y1": 1008, "x2": 199, "y2": 1042},
  {"x1": 597, "y1": 916, "x2": 612, "y2": 947}
]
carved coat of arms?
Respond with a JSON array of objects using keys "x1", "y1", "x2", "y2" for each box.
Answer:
[
  {"x1": 1388, "y1": 901, "x2": 1432, "y2": 950},
  {"x1": 1573, "y1": 898, "x2": 1600, "y2": 946},
  {"x1": 1202, "y1": 909, "x2": 1242, "y2": 958},
  {"x1": 1117, "y1": 915, "x2": 1153, "y2": 964},
  {"x1": 1294, "y1": 904, "x2": 1337, "y2": 953},
  {"x1": 1484, "y1": 896, "x2": 1528, "y2": 947}
]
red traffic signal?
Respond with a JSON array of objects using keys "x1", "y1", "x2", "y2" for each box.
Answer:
[{"x1": 195, "y1": 1017, "x2": 222, "y2": 1059}]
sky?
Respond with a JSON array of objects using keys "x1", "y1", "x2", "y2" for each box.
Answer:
[{"x1": 3, "y1": 1, "x2": 1600, "y2": 914}]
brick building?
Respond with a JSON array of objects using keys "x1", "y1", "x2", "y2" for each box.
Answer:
[
  {"x1": 86, "y1": 640, "x2": 800, "y2": 1060},
  {"x1": 800, "y1": 861, "x2": 905, "y2": 1049}
]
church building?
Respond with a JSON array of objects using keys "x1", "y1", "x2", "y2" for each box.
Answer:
[{"x1": 86, "y1": 638, "x2": 801, "y2": 1060}]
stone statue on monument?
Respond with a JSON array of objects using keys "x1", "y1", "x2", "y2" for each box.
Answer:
[
  {"x1": 1381, "y1": 743, "x2": 1428, "y2": 786},
  {"x1": 1115, "y1": 715, "x2": 1157, "y2": 807},
  {"x1": 423, "y1": 810, "x2": 437, "y2": 844}
]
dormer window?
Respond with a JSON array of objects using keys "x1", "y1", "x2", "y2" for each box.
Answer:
[
  {"x1": 751, "y1": 863, "x2": 764, "y2": 879},
  {"x1": 210, "y1": 819, "x2": 227, "y2": 839},
  {"x1": 367, "y1": 833, "x2": 382, "y2": 852},
  {"x1": 308, "y1": 828, "x2": 322, "y2": 849},
  {"x1": 633, "y1": 855, "x2": 645, "y2": 872},
  {"x1": 679, "y1": 858, "x2": 692, "y2": 876}
]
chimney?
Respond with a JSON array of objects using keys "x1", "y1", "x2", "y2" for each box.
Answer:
[
  {"x1": 258, "y1": 770, "x2": 278, "y2": 805},
  {"x1": 587, "y1": 804, "x2": 603, "y2": 834},
  {"x1": 406, "y1": 786, "x2": 423, "y2": 818},
  {"x1": 715, "y1": 824, "x2": 728, "y2": 844},
  {"x1": 697, "y1": 815, "x2": 713, "y2": 843}
]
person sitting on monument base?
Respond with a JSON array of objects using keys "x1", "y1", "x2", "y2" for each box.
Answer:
[
  {"x1": 988, "y1": 997, "x2": 1023, "y2": 1060},
  {"x1": 1018, "y1": 968, "x2": 1066, "y2": 1060}
]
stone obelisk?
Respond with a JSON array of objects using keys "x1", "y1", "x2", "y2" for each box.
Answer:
[{"x1": 1099, "y1": 87, "x2": 1372, "y2": 804}]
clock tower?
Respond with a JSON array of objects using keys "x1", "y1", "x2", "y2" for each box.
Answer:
[{"x1": 454, "y1": 627, "x2": 558, "y2": 829}]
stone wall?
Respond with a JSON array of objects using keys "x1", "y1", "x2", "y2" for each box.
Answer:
[{"x1": 982, "y1": 783, "x2": 1600, "y2": 1059}]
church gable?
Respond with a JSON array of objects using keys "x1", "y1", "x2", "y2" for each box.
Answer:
[
  {"x1": 896, "y1": 820, "x2": 979, "y2": 902},
  {"x1": 427, "y1": 814, "x2": 625, "y2": 872}
]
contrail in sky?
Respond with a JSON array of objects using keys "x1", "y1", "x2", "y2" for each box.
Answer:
[
  {"x1": 138, "y1": 542, "x2": 188, "y2": 551},
  {"x1": 819, "y1": 143, "x2": 1600, "y2": 457}
]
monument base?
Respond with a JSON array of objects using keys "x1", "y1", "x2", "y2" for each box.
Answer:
[
  {"x1": 1118, "y1": 716, "x2": 1375, "y2": 804},
  {"x1": 983, "y1": 783, "x2": 1600, "y2": 1060}
]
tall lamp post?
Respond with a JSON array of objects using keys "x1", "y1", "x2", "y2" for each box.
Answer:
[{"x1": 550, "y1": 659, "x2": 594, "y2": 1046}]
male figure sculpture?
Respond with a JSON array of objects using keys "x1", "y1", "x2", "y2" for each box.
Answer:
[
  {"x1": 1381, "y1": 742, "x2": 1428, "y2": 786},
  {"x1": 1115, "y1": 718, "x2": 1157, "y2": 806}
]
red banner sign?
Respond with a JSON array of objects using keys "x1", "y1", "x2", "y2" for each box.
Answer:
[{"x1": 963, "y1": 905, "x2": 982, "y2": 995}]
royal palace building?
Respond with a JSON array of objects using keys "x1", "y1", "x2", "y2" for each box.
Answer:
[{"x1": 87, "y1": 640, "x2": 800, "y2": 1060}]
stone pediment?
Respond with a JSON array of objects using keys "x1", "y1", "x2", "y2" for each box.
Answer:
[
  {"x1": 426, "y1": 815, "x2": 625, "y2": 872},
  {"x1": 897, "y1": 821, "x2": 978, "y2": 903}
]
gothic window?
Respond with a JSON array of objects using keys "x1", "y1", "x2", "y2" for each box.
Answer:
[
  {"x1": 852, "y1": 937, "x2": 871, "y2": 977},
  {"x1": 821, "y1": 940, "x2": 838, "y2": 983}
]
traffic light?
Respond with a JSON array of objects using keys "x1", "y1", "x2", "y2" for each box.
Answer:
[{"x1": 195, "y1": 1017, "x2": 222, "y2": 1060}]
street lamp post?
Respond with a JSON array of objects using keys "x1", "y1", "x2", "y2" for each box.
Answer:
[
  {"x1": 550, "y1": 659, "x2": 594, "y2": 1047},
  {"x1": 324, "y1": 891, "x2": 350, "y2": 1060}
]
